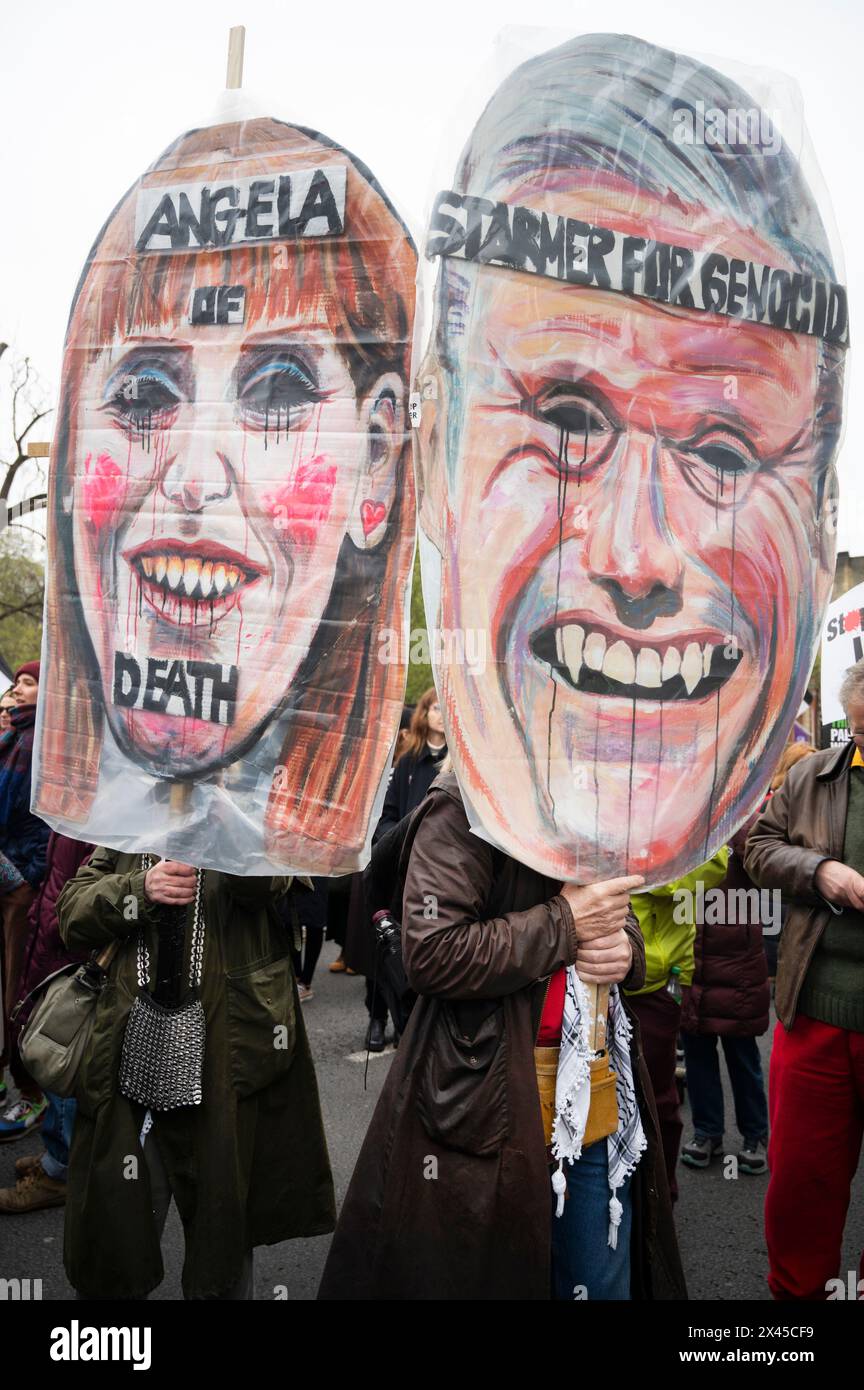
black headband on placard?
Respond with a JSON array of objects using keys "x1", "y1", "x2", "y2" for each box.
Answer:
[{"x1": 427, "y1": 189, "x2": 849, "y2": 347}]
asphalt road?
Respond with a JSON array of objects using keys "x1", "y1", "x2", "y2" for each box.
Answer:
[{"x1": 2, "y1": 940, "x2": 863, "y2": 1301}]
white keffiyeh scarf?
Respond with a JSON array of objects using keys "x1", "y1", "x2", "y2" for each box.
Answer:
[{"x1": 550, "y1": 968, "x2": 647, "y2": 1247}]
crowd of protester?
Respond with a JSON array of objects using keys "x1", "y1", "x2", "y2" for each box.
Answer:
[{"x1": 1, "y1": 664, "x2": 863, "y2": 1305}]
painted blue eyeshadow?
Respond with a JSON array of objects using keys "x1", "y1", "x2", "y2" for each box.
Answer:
[{"x1": 241, "y1": 360, "x2": 316, "y2": 395}]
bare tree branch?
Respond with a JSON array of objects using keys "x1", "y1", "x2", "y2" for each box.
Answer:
[
  {"x1": 14, "y1": 406, "x2": 51, "y2": 454},
  {"x1": 0, "y1": 352, "x2": 47, "y2": 671},
  {"x1": 1, "y1": 455, "x2": 25, "y2": 502},
  {"x1": 0, "y1": 598, "x2": 43, "y2": 620},
  {"x1": 6, "y1": 520, "x2": 47, "y2": 543},
  {"x1": 10, "y1": 361, "x2": 23, "y2": 440},
  {"x1": 1, "y1": 353, "x2": 53, "y2": 504}
]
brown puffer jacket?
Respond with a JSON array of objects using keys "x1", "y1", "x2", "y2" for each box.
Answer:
[{"x1": 680, "y1": 853, "x2": 770, "y2": 1038}]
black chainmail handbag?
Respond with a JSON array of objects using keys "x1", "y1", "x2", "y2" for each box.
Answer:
[{"x1": 118, "y1": 856, "x2": 206, "y2": 1110}]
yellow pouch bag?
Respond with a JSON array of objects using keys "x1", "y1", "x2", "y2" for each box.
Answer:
[
  {"x1": 583, "y1": 1051, "x2": 619, "y2": 1148},
  {"x1": 534, "y1": 1045, "x2": 560, "y2": 1145},
  {"x1": 534, "y1": 1046, "x2": 619, "y2": 1148}
]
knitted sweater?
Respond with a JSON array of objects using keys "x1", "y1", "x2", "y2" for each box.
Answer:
[{"x1": 797, "y1": 761, "x2": 864, "y2": 1033}]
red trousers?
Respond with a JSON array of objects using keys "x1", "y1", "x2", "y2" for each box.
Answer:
[{"x1": 766, "y1": 1014, "x2": 864, "y2": 1300}]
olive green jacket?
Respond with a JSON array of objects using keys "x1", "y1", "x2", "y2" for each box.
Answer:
[{"x1": 57, "y1": 848, "x2": 336, "y2": 1299}]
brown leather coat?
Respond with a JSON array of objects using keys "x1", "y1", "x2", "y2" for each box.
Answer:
[
  {"x1": 744, "y1": 740, "x2": 854, "y2": 1029},
  {"x1": 318, "y1": 774, "x2": 686, "y2": 1301}
]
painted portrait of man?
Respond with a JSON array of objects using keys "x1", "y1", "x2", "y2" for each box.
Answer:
[
  {"x1": 416, "y1": 33, "x2": 847, "y2": 885},
  {"x1": 34, "y1": 117, "x2": 417, "y2": 875}
]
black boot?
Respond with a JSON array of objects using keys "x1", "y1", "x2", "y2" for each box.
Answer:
[{"x1": 367, "y1": 1019, "x2": 386, "y2": 1053}]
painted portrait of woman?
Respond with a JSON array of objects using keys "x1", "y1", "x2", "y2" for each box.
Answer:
[
  {"x1": 34, "y1": 117, "x2": 417, "y2": 875},
  {"x1": 416, "y1": 34, "x2": 846, "y2": 886}
]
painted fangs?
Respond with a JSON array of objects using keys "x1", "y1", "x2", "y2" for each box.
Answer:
[
  {"x1": 137, "y1": 552, "x2": 253, "y2": 607},
  {"x1": 182, "y1": 559, "x2": 201, "y2": 596},
  {"x1": 561, "y1": 624, "x2": 584, "y2": 681},
  {"x1": 681, "y1": 642, "x2": 703, "y2": 695}
]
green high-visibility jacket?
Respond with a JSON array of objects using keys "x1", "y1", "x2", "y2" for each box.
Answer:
[{"x1": 626, "y1": 848, "x2": 730, "y2": 997}]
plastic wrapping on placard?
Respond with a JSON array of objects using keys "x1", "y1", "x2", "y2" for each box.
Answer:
[
  {"x1": 33, "y1": 114, "x2": 418, "y2": 876},
  {"x1": 414, "y1": 31, "x2": 848, "y2": 887}
]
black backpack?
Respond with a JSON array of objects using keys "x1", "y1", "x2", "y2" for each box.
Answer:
[{"x1": 361, "y1": 790, "x2": 444, "y2": 1035}]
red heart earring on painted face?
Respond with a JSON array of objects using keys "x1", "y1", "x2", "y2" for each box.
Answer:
[{"x1": 360, "y1": 499, "x2": 387, "y2": 545}]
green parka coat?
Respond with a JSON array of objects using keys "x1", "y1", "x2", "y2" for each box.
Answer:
[{"x1": 57, "y1": 848, "x2": 336, "y2": 1299}]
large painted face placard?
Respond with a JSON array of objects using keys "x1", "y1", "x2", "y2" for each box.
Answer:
[
  {"x1": 34, "y1": 118, "x2": 417, "y2": 875},
  {"x1": 416, "y1": 34, "x2": 847, "y2": 885}
]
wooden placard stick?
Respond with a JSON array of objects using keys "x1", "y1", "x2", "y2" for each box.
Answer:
[
  {"x1": 166, "y1": 781, "x2": 194, "y2": 883},
  {"x1": 226, "y1": 25, "x2": 245, "y2": 89},
  {"x1": 169, "y1": 781, "x2": 193, "y2": 816},
  {"x1": 587, "y1": 983, "x2": 610, "y2": 1054}
]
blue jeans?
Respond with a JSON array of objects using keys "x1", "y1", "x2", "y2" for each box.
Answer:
[
  {"x1": 40, "y1": 1091, "x2": 76, "y2": 1182},
  {"x1": 550, "y1": 1138, "x2": 632, "y2": 1301},
  {"x1": 682, "y1": 1032, "x2": 768, "y2": 1143}
]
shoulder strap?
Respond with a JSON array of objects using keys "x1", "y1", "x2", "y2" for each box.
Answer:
[
  {"x1": 363, "y1": 785, "x2": 449, "y2": 926},
  {"x1": 10, "y1": 938, "x2": 119, "y2": 1023},
  {"x1": 392, "y1": 789, "x2": 449, "y2": 917}
]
